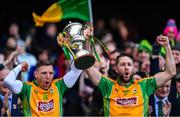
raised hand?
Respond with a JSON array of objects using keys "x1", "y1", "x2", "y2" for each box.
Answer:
[
  {"x1": 4, "y1": 50, "x2": 19, "y2": 66},
  {"x1": 83, "y1": 26, "x2": 93, "y2": 40},
  {"x1": 21, "y1": 62, "x2": 29, "y2": 72},
  {"x1": 156, "y1": 35, "x2": 169, "y2": 47}
]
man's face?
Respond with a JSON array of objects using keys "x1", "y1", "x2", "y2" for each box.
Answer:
[
  {"x1": 155, "y1": 80, "x2": 171, "y2": 99},
  {"x1": 0, "y1": 68, "x2": 10, "y2": 96},
  {"x1": 34, "y1": 65, "x2": 54, "y2": 90},
  {"x1": 172, "y1": 50, "x2": 180, "y2": 64},
  {"x1": 138, "y1": 50, "x2": 150, "y2": 62},
  {"x1": 115, "y1": 56, "x2": 134, "y2": 83},
  {"x1": 110, "y1": 52, "x2": 120, "y2": 67}
]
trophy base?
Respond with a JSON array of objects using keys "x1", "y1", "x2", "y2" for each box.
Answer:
[{"x1": 75, "y1": 54, "x2": 95, "y2": 70}]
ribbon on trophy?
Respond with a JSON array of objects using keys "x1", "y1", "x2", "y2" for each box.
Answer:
[
  {"x1": 90, "y1": 36, "x2": 109, "y2": 62},
  {"x1": 57, "y1": 32, "x2": 75, "y2": 62}
]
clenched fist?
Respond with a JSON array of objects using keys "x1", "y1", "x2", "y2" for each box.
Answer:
[
  {"x1": 21, "y1": 62, "x2": 28, "y2": 72},
  {"x1": 156, "y1": 35, "x2": 169, "y2": 46}
]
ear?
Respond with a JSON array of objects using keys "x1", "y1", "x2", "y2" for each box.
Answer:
[
  {"x1": 34, "y1": 71, "x2": 38, "y2": 79},
  {"x1": 114, "y1": 66, "x2": 118, "y2": 73}
]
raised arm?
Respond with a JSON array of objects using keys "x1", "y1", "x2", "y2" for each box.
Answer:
[
  {"x1": 154, "y1": 36, "x2": 176, "y2": 87},
  {"x1": 83, "y1": 26, "x2": 103, "y2": 86},
  {"x1": 0, "y1": 50, "x2": 18, "y2": 71},
  {"x1": 85, "y1": 66, "x2": 102, "y2": 86},
  {"x1": 63, "y1": 60, "x2": 82, "y2": 88},
  {"x1": 3, "y1": 62, "x2": 28, "y2": 94}
]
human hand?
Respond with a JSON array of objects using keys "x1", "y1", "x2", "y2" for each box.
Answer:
[
  {"x1": 163, "y1": 101, "x2": 171, "y2": 116},
  {"x1": 148, "y1": 105, "x2": 153, "y2": 115},
  {"x1": 21, "y1": 62, "x2": 28, "y2": 72},
  {"x1": 4, "y1": 50, "x2": 19, "y2": 66},
  {"x1": 83, "y1": 26, "x2": 93, "y2": 40},
  {"x1": 156, "y1": 35, "x2": 169, "y2": 47},
  {"x1": 3, "y1": 90, "x2": 10, "y2": 110}
]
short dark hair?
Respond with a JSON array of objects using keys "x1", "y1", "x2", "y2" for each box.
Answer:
[
  {"x1": 116, "y1": 53, "x2": 133, "y2": 65},
  {"x1": 36, "y1": 60, "x2": 53, "y2": 69}
]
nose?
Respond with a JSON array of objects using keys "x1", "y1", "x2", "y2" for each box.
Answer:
[
  {"x1": 125, "y1": 64, "x2": 129, "y2": 69},
  {"x1": 45, "y1": 73, "x2": 51, "y2": 79},
  {"x1": 162, "y1": 86, "x2": 168, "y2": 92}
]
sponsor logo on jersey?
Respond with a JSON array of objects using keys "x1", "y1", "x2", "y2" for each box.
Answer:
[
  {"x1": 37, "y1": 99, "x2": 54, "y2": 112},
  {"x1": 115, "y1": 96, "x2": 138, "y2": 106}
]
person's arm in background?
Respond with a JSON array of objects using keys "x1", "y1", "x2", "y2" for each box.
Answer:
[
  {"x1": 3, "y1": 62, "x2": 28, "y2": 94},
  {"x1": 0, "y1": 51, "x2": 18, "y2": 71},
  {"x1": 154, "y1": 36, "x2": 176, "y2": 87}
]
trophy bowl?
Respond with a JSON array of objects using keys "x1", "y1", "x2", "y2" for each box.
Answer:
[{"x1": 63, "y1": 22, "x2": 95, "y2": 70}]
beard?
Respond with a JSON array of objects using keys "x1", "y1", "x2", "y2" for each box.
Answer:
[{"x1": 118, "y1": 74, "x2": 133, "y2": 83}]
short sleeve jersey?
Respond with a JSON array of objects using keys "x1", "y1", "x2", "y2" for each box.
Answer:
[
  {"x1": 18, "y1": 78, "x2": 68, "y2": 116},
  {"x1": 98, "y1": 76, "x2": 157, "y2": 116}
]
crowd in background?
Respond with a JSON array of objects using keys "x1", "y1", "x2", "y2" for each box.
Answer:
[{"x1": 0, "y1": 17, "x2": 180, "y2": 116}]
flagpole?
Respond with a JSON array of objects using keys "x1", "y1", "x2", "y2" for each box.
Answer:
[{"x1": 88, "y1": 0, "x2": 93, "y2": 26}]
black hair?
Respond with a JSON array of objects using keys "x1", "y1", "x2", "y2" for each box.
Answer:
[
  {"x1": 36, "y1": 60, "x2": 53, "y2": 69},
  {"x1": 116, "y1": 52, "x2": 133, "y2": 65}
]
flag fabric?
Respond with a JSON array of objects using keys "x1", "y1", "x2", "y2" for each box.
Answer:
[{"x1": 32, "y1": 0, "x2": 90, "y2": 27}]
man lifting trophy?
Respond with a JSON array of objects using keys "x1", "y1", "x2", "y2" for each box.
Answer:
[{"x1": 57, "y1": 22, "x2": 96, "y2": 70}]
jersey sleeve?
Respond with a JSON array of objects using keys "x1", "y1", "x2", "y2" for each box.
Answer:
[
  {"x1": 139, "y1": 77, "x2": 157, "y2": 96},
  {"x1": 98, "y1": 76, "x2": 114, "y2": 97},
  {"x1": 54, "y1": 78, "x2": 69, "y2": 95},
  {"x1": 18, "y1": 82, "x2": 28, "y2": 100}
]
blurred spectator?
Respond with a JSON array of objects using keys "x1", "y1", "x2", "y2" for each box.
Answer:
[
  {"x1": 0, "y1": 63, "x2": 23, "y2": 116},
  {"x1": 138, "y1": 39, "x2": 152, "y2": 62},
  {"x1": 149, "y1": 80, "x2": 172, "y2": 116},
  {"x1": 17, "y1": 40, "x2": 37, "y2": 82},
  {"x1": 94, "y1": 18, "x2": 108, "y2": 39},
  {"x1": 163, "y1": 18, "x2": 178, "y2": 47},
  {"x1": 114, "y1": 18, "x2": 138, "y2": 49},
  {"x1": 169, "y1": 74, "x2": 180, "y2": 116},
  {"x1": 137, "y1": 39, "x2": 152, "y2": 75},
  {"x1": 39, "y1": 23, "x2": 61, "y2": 62},
  {"x1": 1, "y1": 22, "x2": 24, "y2": 52},
  {"x1": 108, "y1": 49, "x2": 120, "y2": 79},
  {"x1": 172, "y1": 43, "x2": 180, "y2": 65}
]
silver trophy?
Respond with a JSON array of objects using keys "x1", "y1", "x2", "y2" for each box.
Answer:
[{"x1": 62, "y1": 22, "x2": 95, "y2": 70}]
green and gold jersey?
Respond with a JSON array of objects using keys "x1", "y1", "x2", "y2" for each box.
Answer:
[
  {"x1": 18, "y1": 78, "x2": 68, "y2": 116},
  {"x1": 98, "y1": 76, "x2": 157, "y2": 116}
]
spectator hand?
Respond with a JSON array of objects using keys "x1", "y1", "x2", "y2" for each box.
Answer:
[
  {"x1": 21, "y1": 62, "x2": 28, "y2": 72},
  {"x1": 148, "y1": 105, "x2": 153, "y2": 115},
  {"x1": 163, "y1": 101, "x2": 171, "y2": 117},
  {"x1": 4, "y1": 50, "x2": 19, "y2": 66},
  {"x1": 3, "y1": 90, "x2": 10, "y2": 110}
]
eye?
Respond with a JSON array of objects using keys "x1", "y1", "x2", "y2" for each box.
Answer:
[
  {"x1": 49, "y1": 72, "x2": 54, "y2": 75},
  {"x1": 128, "y1": 63, "x2": 132, "y2": 66}
]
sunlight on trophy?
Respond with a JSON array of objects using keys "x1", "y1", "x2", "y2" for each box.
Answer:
[{"x1": 57, "y1": 22, "x2": 95, "y2": 70}]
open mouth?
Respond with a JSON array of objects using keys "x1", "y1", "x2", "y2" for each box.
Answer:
[
  {"x1": 125, "y1": 73, "x2": 129, "y2": 76},
  {"x1": 45, "y1": 82, "x2": 49, "y2": 85}
]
